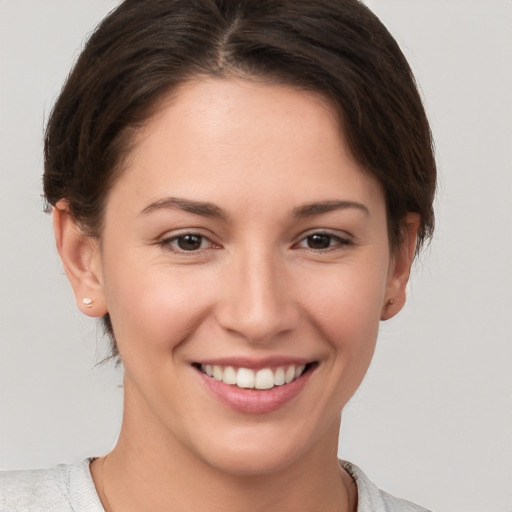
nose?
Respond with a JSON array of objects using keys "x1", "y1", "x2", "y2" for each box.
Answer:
[{"x1": 215, "y1": 247, "x2": 300, "y2": 344}]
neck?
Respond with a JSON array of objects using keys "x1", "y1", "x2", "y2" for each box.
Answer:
[{"x1": 92, "y1": 378, "x2": 353, "y2": 512}]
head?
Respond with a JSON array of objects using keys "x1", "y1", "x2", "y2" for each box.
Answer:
[{"x1": 45, "y1": 0, "x2": 435, "y2": 475}]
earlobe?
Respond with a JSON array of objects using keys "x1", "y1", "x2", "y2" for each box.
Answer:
[
  {"x1": 381, "y1": 213, "x2": 420, "y2": 321},
  {"x1": 52, "y1": 200, "x2": 107, "y2": 318}
]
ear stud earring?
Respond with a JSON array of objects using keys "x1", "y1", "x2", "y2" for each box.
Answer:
[
  {"x1": 82, "y1": 297, "x2": 94, "y2": 308},
  {"x1": 385, "y1": 298, "x2": 395, "y2": 308}
]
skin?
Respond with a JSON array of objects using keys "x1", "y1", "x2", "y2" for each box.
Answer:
[{"x1": 54, "y1": 78, "x2": 419, "y2": 512}]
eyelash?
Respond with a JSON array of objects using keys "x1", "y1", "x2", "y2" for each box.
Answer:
[
  {"x1": 295, "y1": 232, "x2": 353, "y2": 251},
  {"x1": 158, "y1": 231, "x2": 352, "y2": 254},
  {"x1": 158, "y1": 233, "x2": 218, "y2": 253}
]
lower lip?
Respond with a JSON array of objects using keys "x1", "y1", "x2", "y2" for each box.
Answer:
[{"x1": 196, "y1": 367, "x2": 315, "y2": 414}]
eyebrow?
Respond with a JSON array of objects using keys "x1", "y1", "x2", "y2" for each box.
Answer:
[
  {"x1": 141, "y1": 197, "x2": 228, "y2": 220},
  {"x1": 292, "y1": 200, "x2": 369, "y2": 217},
  {"x1": 140, "y1": 197, "x2": 369, "y2": 220}
]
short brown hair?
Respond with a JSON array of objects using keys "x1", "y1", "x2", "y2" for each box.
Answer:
[{"x1": 44, "y1": 0, "x2": 436, "y2": 359}]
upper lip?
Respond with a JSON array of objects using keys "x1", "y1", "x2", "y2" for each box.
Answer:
[{"x1": 193, "y1": 356, "x2": 315, "y2": 371}]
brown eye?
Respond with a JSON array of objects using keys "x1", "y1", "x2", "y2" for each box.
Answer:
[
  {"x1": 297, "y1": 232, "x2": 352, "y2": 251},
  {"x1": 158, "y1": 232, "x2": 220, "y2": 256},
  {"x1": 176, "y1": 234, "x2": 204, "y2": 251},
  {"x1": 306, "y1": 234, "x2": 333, "y2": 249}
]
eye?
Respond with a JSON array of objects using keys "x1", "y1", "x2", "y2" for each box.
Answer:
[
  {"x1": 297, "y1": 232, "x2": 351, "y2": 250},
  {"x1": 161, "y1": 233, "x2": 215, "y2": 252}
]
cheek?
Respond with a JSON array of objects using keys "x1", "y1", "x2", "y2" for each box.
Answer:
[
  {"x1": 102, "y1": 258, "x2": 215, "y2": 356},
  {"x1": 298, "y1": 261, "x2": 388, "y2": 343}
]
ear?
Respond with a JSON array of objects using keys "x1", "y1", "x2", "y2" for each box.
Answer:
[
  {"x1": 381, "y1": 213, "x2": 420, "y2": 321},
  {"x1": 52, "y1": 200, "x2": 107, "y2": 317}
]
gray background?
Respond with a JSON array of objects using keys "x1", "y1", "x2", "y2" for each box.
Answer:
[{"x1": 1, "y1": 1, "x2": 511, "y2": 511}]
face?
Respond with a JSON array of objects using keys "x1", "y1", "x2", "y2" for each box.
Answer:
[{"x1": 63, "y1": 78, "x2": 413, "y2": 476}]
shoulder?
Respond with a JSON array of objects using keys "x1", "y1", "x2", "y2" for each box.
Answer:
[
  {"x1": 340, "y1": 460, "x2": 432, "y2": 512},
  {"x1": 0, "y1": 464, "x2": 73, "y2": 512},
  {"x1": 0, "y1": 459, "x2": 103, "y2": 512}
]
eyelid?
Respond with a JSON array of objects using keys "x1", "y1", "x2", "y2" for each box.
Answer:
[
  {"x1": 294, "y1": 229, "x2": 354, "y2": 249},
  {"x1": 157, "y1": 229, "x2": 221, "y2": 254}
]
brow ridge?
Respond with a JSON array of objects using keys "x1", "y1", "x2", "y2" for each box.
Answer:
[
  {"x1": 141, "y1": 197, "x2": 227, "y2": 220},
  {"x1": 293, "y1": 200, "x2": 369, "y2": 217},
  {"x1": 141, "y1": 197, "x2": 368, "y2": 220}
]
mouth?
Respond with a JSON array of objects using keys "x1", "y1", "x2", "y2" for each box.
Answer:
[{"x1": 194, "y1": 362, "x2": 317, "y2": 390}]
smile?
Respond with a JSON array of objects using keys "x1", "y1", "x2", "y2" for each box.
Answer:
[
  {"x1": 194, "y1": 360, "x2": 317, "y2": 414},
  {"x1": 198, "y1": 363, "x2": 313, "y2": 390}
]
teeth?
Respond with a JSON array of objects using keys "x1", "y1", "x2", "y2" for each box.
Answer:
[
  {"x1": 212, "y1": 365, "x2": 223, "y2": 381},
  {"x1": 200, "y1": 363, "x2": 308, "y2": 390},
  {"x1": 284, "y1": 366, "x2": 295, "y2": 384},
  {"x1": 237, "y1": 368, "x2": 255, "y2": 388},
  {"x1": 274, "y1": 367, "x2": 285, "y2": 386},
  {"x1": 222, "y1": 366, "x2": 237, "y2": 385},
  {"x1": 254, "y1": 368, "x2": 274, "y2": 390}
]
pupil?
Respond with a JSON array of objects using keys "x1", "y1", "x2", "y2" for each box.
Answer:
[
  {"x1": 178, "y1": 235, "x2": 202, "y2": 251},
  {"x1": 308, "y1": 234, "x2": 331, "y2": 249}
]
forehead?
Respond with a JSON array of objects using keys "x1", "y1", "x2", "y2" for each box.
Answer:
[
  {"x1": 138, "y1": 77, "x2": 343, "y2": 154},
  {"x1": 108, "y1": 77, "x2": 383, "y2": 217}
]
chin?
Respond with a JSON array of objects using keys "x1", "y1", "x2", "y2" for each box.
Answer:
[
  {"x1": 199, "y1": 443, "x2": 303, "y2": 478},
  {"x1": 186, "y1": 418, "x2": 334, "y2": 478}
]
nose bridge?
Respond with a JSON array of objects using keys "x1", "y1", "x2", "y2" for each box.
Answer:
[{"x1": 216, "y1": 243, "x2": 298, "y2": 342}]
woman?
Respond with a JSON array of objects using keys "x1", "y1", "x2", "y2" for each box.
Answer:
[{"x1": 0, "y1": 0, "x2": 435, "y2": 510}]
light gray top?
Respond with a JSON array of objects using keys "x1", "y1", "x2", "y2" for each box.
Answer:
[{"x1": 0, "y1": 458, "x2": 430, "y2": 511}]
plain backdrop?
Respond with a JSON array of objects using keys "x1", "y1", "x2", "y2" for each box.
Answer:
[{"x1": 1, "y1": 1, "x2": 511, "y2": 511}]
